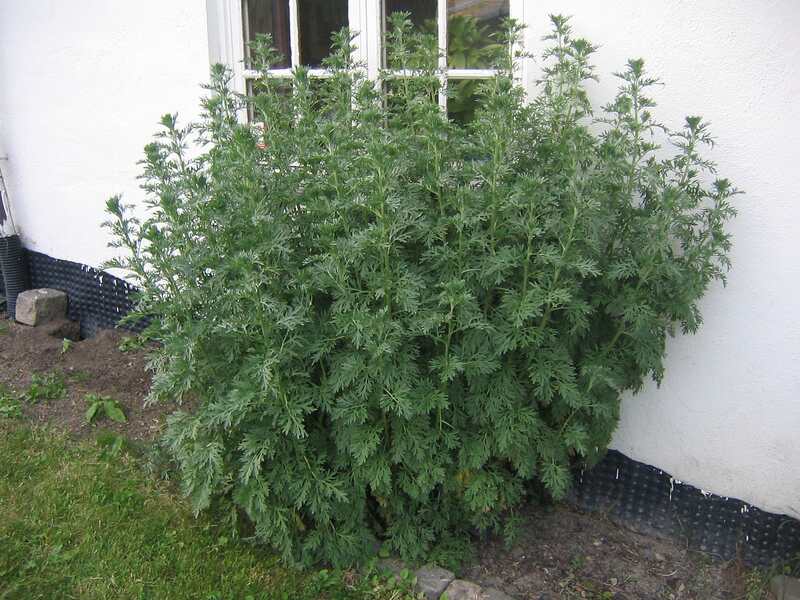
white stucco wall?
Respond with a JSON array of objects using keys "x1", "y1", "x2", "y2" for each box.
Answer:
[
  {"x1": 0, "y1": 1, "x2": 210, "y2": 268},
  {"x1": 521, "y1": 0, "x2": 800, "y2": 519},
  {"x1": 0, "y1": 2, "x2": 798, "y2": 519}
]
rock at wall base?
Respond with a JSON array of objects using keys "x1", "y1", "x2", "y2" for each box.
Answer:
[
  {"x1": 771, "y1": 575, "x2": 800, "y2": 600},
  {"x1": 15, "y1": 288, "x2": 67, "y2": 326}
]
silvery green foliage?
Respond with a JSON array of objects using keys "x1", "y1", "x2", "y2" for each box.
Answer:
[{"x1": 104, "y1": 15, "x2": 738, "y2": 566}]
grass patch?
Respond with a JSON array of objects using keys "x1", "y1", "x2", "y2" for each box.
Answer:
[{"x1": 0, "y1": 423, "x2": 419, "y2": 599}]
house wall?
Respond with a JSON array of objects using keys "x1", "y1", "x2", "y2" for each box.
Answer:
[
  {"x1": 0, "y1": 1, "x2": 798, "y2": 519},
  {"x1": 0, "y1": 1, "x2": 210, "y2": 267},
  {"x1": 520, "y1": 0, "x2": 800, "y2": 519}
]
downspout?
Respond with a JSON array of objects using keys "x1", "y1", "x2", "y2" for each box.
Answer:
[{"x1": 0, "y1": 157, "x2": 30, "y2": 319}]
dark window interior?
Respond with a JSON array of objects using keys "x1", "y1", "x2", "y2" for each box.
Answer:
[
  {"x1": 244, "y1": 0, "x2": 291, "y2": 68},
  {"x1": 385, "y1": 0, "x2": 437, "y2": 30},
  {"x1": 297, "y1": 0, "x2": 349, "y2": 67}
]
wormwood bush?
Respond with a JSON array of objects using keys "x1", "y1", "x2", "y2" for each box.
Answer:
[{"x1": 105, "y1": 15, "x2": 738, "y2": 566}]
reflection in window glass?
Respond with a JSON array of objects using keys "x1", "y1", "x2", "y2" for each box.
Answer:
[
  {"x1": 384, "y1": 0, "x2": 437, "y2": 32},
  {"x1": 447, "y1": 0, "x2": 509, "y2": 69},
  {"x1": 244, "y1": 0, "x2": 291, "y2": 68},
  {"x1": 298, "y1": 0, "x2": 348, "y2": 67},
  {"x1": 384, "y1": 0, "x2": 438, "y2": 69}
]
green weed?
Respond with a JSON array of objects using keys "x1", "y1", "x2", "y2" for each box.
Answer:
[
  {"x1": 84, "y1": 393, "x2": 127, "y2": 424},
  {"x1": 24, "y1": 372, "x2": 66, "y2": 403}
]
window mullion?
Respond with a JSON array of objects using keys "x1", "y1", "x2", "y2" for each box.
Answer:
[
  {"x1": 447, "y1": 68, "x2": 496, "y2": 80},
  {"x1": 437, "y1": 0, "x2": 447, "y2": 110},
  {"x1": 365, "y1": 0, "x2": 382, "y2": 82},
  {"x1": 288, "y1": 0, "x2": 301, "y2": 68}
]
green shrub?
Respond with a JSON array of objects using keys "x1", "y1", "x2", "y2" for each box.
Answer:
[{"x1": 104, "y1": 15, "x2": 738, "y2": 566}]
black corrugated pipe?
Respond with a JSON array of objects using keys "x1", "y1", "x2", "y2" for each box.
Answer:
[
  {"x1": 1, "y1": 161, "x2": 30, "y2": 319},
  {"x1": 0, "y1": 235, "x2": 29, "y2": 318}
]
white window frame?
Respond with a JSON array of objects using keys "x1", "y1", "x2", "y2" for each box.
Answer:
[{"x1": 206, "y1": 0, "x2": 527, "y2": 116}]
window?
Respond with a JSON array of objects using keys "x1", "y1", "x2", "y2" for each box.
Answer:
[{"x1": 206, "y1": 0, "x2": 526, "y2": 121}]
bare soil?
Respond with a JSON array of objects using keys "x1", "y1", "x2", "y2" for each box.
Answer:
[
  {"x1": 463, "y1": 503, "x2": 755, "y2": 599},
  {"x1": 0, "y1": 312, "x2": 170, "y2": 440},
  {"x1": 0, "y1": 311, "x2": 769, "y2": 599}
]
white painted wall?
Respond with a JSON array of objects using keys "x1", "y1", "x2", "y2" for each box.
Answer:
[
  {"x1": 0, "y1": 1, "x2": 210, "y2": 268},
  {"x1": 519, "y1": 0, "x2": 800, "y2": 519},
  {"x1": 1, "y1": 1, "x2": 798, "y2": 519}
]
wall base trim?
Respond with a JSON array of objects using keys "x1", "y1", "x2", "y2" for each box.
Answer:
[
  {"x1": 26, "y1": 250, "x2": 145, "y2": 338},
  {"x1": 571, "y1": 449, "x2": 800, "y2": 567}
]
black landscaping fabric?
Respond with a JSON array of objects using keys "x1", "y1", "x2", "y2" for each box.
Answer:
[
  {"x1": 23, "y1": 248, "x2": 800, "y2": 568},
  {"x1": 25, "y1": 250, "x2": 146, "y2": 338},
  {"x1": 571, "y1": 449, "x2": 800, "y2": 567}
]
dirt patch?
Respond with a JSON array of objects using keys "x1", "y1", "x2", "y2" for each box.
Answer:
[
  {"x1": 463, "y1": 503, "x2": 756, "y2": 599},
  {"x1": 0, "y1": 312, "x2": 172, "y2": 441}
]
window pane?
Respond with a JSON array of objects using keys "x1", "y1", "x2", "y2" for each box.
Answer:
[
  {"x1": 298, "y1": 0, "x2": 348, "y2": 67},
  {"x1": 447, "y1": 0, "x2": 509, "y2": 69},
  {"x1": 384, "y1": 0, "x2": 438, "y2": 69},
  {"x1": 385, "y1": 0, "x2": 437, "y2": 32},
  {"x1": 244, "y1": 0, "x2": 291, "y2": 68}
]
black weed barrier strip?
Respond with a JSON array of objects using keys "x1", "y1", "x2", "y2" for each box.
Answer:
[
  {"x1": 25, "y1": 250, "x2": 147, "y2": 338},
  {"x1": 570, "y1": 450, "x2": 800, "y2": 567},
  {"x1": 23, "y1": 248, "x2": 800, "y2": 568}
]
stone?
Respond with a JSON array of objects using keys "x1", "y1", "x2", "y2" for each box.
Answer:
[
  {"x1": 481, "y1": 588, "x2": 514, "y2": 600},
  {"x1": 771, "y1": 575, "x2": 800, "y2": 600},
  {"x1": 442, "y1": 579, "x2": 482, "y2": 600},
  {"x1": 15, "y1": 288, "x2": 67, "y2": 326},
  {"x1": 414, "y1": 565, "x2": 455, "y2": 600}
]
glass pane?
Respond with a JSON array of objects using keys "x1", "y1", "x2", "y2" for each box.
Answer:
[
  {"x1": 384, "y1": 0, "x2": 438, "y2": 69},
  {"x1": 244, "y1": 0, "x2": 291, "y2": 68},
  {"x1": 447, "y1": 79, "x2": 481, "y2": 124},
  {"x1": 385, "y1": 0, "x2": 437, "y2": 32},
  {"x1": 447, "y1": 0, "x2": 509, "y2": 69},
  {"x1": 297, "y1": 0, "x2": 348, "y2": 67}
]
